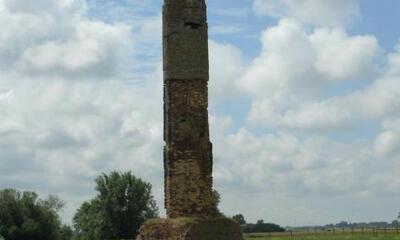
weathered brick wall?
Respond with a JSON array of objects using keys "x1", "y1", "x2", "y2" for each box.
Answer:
[
  {"x1": 164, "y1": 79, "x2": 213, "y2": 218},
  {"x1": 163, "y1": 0, "x2": 209, "y2": 81},
  {"x1": 163, "y1": 0, "x2": 213, "y2": 218},
  {"x1": 137, "y1": 1, "x2": 244, "y2": 239},
  {"x1": 137, "y1": 218, "x2": 243, "y2": 240}
]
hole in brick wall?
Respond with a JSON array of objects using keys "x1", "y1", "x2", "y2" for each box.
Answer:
[
  {"x1": 180, "y1": 118, "x2": 187, "y2": 123},
  {"x1": 185, "y1": 22, "x2": 201, "y2": 29}
]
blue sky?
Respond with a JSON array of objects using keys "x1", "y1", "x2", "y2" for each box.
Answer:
[
  {"x1": 356, "y1": 1, "x2": 400, "y2": 52},
  {"x1": 1, "y1": 0, "x2": 400, "y2": 227}
]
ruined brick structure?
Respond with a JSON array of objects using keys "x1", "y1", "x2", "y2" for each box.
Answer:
[
  {"x1": 137, "y1": 0, "x2": 243, "y2": 239},
  {"x1": 163, "y1": 0, "x2": 213, "y2": 218}
]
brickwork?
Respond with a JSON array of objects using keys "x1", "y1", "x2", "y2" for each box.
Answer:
[
  {"x1": 163, "y1": 0, "x2": 209, "y2": 81},
  {"x1": 163, "y1": 0, "x2": 213, "y2": 219},
  {"x1": 164, "y1": 79, "x2": 213, "y2": 218},
  {"x1": 137, "y1": 218, "x2": 243, "y2": 240},
  {"x1": 136, "y1": 0, "x2": 244, "y2": 238}
]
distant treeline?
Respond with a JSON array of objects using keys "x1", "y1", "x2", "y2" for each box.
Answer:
[
  {"x1": 242, "y1": 220, "x2": 286, "y2": 233},
  {"x1": 326, "y1": 220, "x2": 400, "y2": 228},
  {"x1": 295, "y1": 220, "x2": 400, "y2": 231}
]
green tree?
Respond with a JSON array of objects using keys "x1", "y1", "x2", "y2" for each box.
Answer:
[
  {"x1": 232, "y1": 214, "x2": 246, "y2": 225},
  {"x1": 0, "y1": 189, "x2": 67, "y2": 240},
  {"x1": 73, "y1": 171, "x2": 159, "y2": 240},
  {"x1": 250, "y1": 220, "x2": 285, "y2": 233},
  {"x1": 211, "y1": 189, "x2": 224, "y2": 217},
  {"x1": 59, "y1": 225, "x2": 73, "y2": 240},
  {"x1": 256, "y1": 219, "x2": 264, "y2": 225}
]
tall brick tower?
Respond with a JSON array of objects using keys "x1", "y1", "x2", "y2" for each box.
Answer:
[
  {"x1": 163, "y1": 0, "x2": 213, "y2": 218},
  {"x1": 136, "y1": 1, "x2": 243, "y2": 239}
]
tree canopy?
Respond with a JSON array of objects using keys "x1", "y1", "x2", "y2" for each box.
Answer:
[
  {"x1": 210, "y1": 189, "x2": 223, "y2": 217},
  {"x1": 232, "y1": 214, "x2": 246, "y2": 225},
  {"x1": 0, "y1": 189, "x2": 70, "y2": 240},
  {"x1": 73, "y1": 171, "x2": 159, "y2": 240}
]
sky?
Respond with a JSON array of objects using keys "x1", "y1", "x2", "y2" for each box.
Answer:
[{"x1": 0, "y1": 0, "x2": 400, "y2": 226}]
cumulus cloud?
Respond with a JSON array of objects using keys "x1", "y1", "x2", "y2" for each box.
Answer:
[
  {"x1": 311, "y1": 28, "x2": 380, "y2": 81},
  {"x1": 0, "y1": 0, "x2": 133, "y2": 80},
  {"x1": 283, "y1": 42, "x2": 400, "y2": 132},
  {"x1": 0, "y1": 77, "x2": 164, "y2": 222},
  {"x1": 281, "y1": 101, "x2": 354, "y2": 131},
  {"x1": 241, "y1": 19, "x2": 379, "y2": 94},
  {"x1": 240, "y1": 19, "x2": 316, "y2": 97},
  {"x1": 207, "y1": 2, "x2": 400, "y2": 223},
  {"x1": 253, "y1": 0, "x2": 360, "y2": 28},
  {"x1": 1, "y1": 0, "x2": 400, "y2": 226},
  {"x1": 240, "y1": 19, "x2": 380, "y2": 130},
  {"x1": 374, "y1": 118, "x2": 400, "y2": 158},
  {"x1": 0, "y1": 0, "x2": 164, "y2": 223},
  {"x1": 0, "y1": 76, "x2": 164, "y2": 212},
  {"x1": 209, "y1": 40, "x2": 244, "y2": 99},
  {"x1": 213, "y1": 128, "x2": 374, "y2": 196},
  {"x1": 19, "y1": 21, "x2": 132, "y2": 79},
  {"x1": 0, "y1": 0, "x2": 251, "y2": 223},
  {"x1": 374, "y1": 130, "x2": 400, "y2": 158},
  {"x1": 369, "y1": 119, "x2": 400, "y2": 195},
  {"x1": 3, "y1": 0, "x2": 82, "y2": 15},
  {"x1": 212, "y1": 122, "x2": 399, "y2": 223}
]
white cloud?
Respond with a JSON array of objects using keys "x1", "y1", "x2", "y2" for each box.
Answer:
[
  {"x1": 213, "y1": 128, "x2": 374, "y2": 196},
  {"x1": 212, "y1": 123, "x2": 400, "y2": 223},
  {"x1": 240, "y1": 19, "x2": 380, "y2": 130},
  {"x1": 209, "y1": 40, "x2": 244, "y2": 99},
  {"x1": 0, "y1": 0, "x2": 253, "y2": 224},
  {"x1": 281, "y1": 101, "x2": 354, "y2": 131},
  {"x1": 22, "y1": 21, "x2": 131, "y2": 78},
  {"x1": 0, "y1": 0, "x2": 133, "y2": 80},
  {"x1": 374, "y1": 118, "x2": 400, "y2": 158},
  {"x1": 0, "y1": 76, "x2": 164, "y2": 222},
  {"x1": 240, "y1": 19, "x2": 316, "y2": 97},
  {"x1": 311, "y1": 28, "x2": 380, "y2": 81},
  {"x1": 0, "y1": 0, "x2": 163, "y2": 223},
  {"x1": 210, "y1": 5, "x2": 400, "y2": 223},
  {"x1": 3, "y1": 0, "x2": 83, "y2": 14},
  {"x1": 374, "y1": 130, "x2": 400, "y2": 158},
  {"x1": 285, "y1": 44, "x2": 400, "y2": 131},
  {"x1": 1, "y1": 0, "x2": 400, "y2": 227},
  {"x1": 253, "y1": 0, "x2": 360, "y2": 28}
]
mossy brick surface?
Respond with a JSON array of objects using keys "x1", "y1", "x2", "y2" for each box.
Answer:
[
  {"x1": 136, "y1": 218, "x2": 243, "y2": 240},
  {"x1": 163, "y1": 0, "x2": 209, "y2": 80}
]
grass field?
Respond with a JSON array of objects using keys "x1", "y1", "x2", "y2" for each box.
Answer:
[{"x1": 244, "y1": 234, "x2": 400, "y2": 240}]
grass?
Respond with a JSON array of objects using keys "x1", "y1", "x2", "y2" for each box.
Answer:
[{"x1": 244, "y1": 234, "x2": 400, "y2": 240}]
